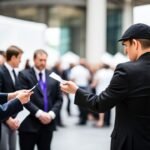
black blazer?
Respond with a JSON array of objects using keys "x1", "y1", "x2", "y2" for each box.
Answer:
[
  {"x1": 18, "y1": 68, "x2": 62, "y2": 132},
  {"x1": 0, "y1": 65, "x2": 21, "y2": 92},
  {"x1": 75, "y1": 52, "x2": 150, "y2": 150}
]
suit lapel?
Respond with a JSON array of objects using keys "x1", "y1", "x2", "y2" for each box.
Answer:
[
  {"x1": 3, "y1": 65, "x2": 15, "y2": 90},
  {"x1": 30, "y1": 68, "x2": 43, "y2": 95}
]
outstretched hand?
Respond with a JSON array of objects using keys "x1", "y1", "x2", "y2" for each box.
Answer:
[
  {"x1": 60, "y1": 81, "x2": 78, "y2": 94},
  {"x1": 16, "y1": 90, "x2": 33, "y2": 104}
]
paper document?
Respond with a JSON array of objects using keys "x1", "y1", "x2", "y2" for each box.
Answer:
[
  {"x1": 49, "y1": 72, "x2": 64, "y2": 83},
  {"x1": 29, "y1": 83, "x2": 38, "y2": 92},
  {"x1": 16, "y1": 107, "x2": 30, "y2": 123}
]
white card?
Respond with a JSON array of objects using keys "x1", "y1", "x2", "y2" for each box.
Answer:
[
  {"x1": 49, "y1": 72, "x2": 64, "y2": 83},
  {"x1": 16, "y1": 107, "x2": 30, "y2": 124}
]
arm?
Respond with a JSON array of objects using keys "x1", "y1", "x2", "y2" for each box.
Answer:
[
  {"x1": 60, "y1": 64, "x2": 129, "y2": 113},
  {"x1": 0, "y1": 89, "x2": 33, "y2": 121},
  {"x1": 74, "y1": 64, "x2": 129, "y2": 112},
  {"x1": 0, "y1": 99, "x2": 23, "y2": 121},
  {"x1": 0, "y1": 93, "x2": 8, "y2": 104}
]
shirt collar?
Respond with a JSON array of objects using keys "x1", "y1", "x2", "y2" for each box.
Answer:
[
  {"x1": 33, "y1": 66, "x2": 45, "y2": 75},
  {"x1": 33, "y1": 67, "x2": 46, "y2": 82},
  {"x1": 4, "y1": 62, "x2": 14, "y2": 72}
]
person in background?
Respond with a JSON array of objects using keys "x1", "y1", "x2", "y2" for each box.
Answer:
[
  {"x1": 91, "y1": 63, "x2": 114, "y2": 127},
  {"x1": 60, "y1": 23, "x2": 150, "y2": 150},
  {"x1": 51, "y1": 61, "x2": 65, "y2": 127},
  {"x1": 69, "y1": 59, "x2": 91, "y2": 125},
  {"x1": 18, "y1": 49, "x2": 62, "y2": 150},
  {"x1": 24, "y1": 59, "x2": 31, "y2": 69},
  {"x1": 0, "y1": 50, "x2": 5, "y2": 66},
  {"x1": 0, "y1": 45, "x2": 23, "y2": 150},
  {"x1": 61, "y1": 63, "x2": 75, "y2": 116}
]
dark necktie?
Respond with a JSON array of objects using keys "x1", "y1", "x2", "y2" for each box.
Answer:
[
  {"x1": 39, "y1": 72, "x2": 48, "y2": 112},
  {"x1": 12, "y1": 69, "x2": 17, "y2": 86}
]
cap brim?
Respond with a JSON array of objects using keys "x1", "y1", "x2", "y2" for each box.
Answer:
[
  {"x1": 118, "y1": 39, "x2": 123, "y2": 42},
  {"x1": 118, "y1": 37, "x2": 130, "y2": 42}
]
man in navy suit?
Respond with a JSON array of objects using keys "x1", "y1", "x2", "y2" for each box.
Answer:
[
  {"x1": 0, "y1": 91, "x2": 32, "y2": 121},
  {"x1": 0, "y1": 90, "x2": 32, "y2": 136},
  {"x1": 60, "y1": 23, "x2": 150, "y2": 150},
  {"x1": 18, "y1": 49, "x2": 62, "y2": 150}
]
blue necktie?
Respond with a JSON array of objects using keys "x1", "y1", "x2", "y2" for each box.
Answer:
[{"x1": 39, "y1": 72, "x2": 48, "y2": 112}]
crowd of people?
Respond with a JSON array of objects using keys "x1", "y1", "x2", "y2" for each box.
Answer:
[
  {"x1": 0, "y1": 23, "x2": 150, "y2": 150},
  {"x1": 0, "y1": 45, "x2": 114, "y2": 150}
]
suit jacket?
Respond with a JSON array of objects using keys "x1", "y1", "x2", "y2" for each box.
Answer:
[
  {"x1": 75, "y1": 52, "x2": 150, "y2": 150},
  {"x1": 18, "y1": 68, "x2": 62, "y2": 132},
  {"x1": 0, "y1": 65, "x2": 21, "y2": 93}
]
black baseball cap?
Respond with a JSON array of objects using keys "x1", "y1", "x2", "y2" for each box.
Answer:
[{"x1": 118, "y1": 23, "x2": 150, "y2": 41}]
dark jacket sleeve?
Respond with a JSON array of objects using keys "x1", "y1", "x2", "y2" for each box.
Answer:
[
  {"x1": 75, "y1": 64, "x2": 129, "y2": 113},
  {"x1": 0, "y1": 98, "x2": 23, "y2": 121},
  {"x1": 0, "y1": 93, "x2": 8, "y2": 104}
]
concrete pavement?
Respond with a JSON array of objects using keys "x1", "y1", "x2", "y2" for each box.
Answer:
[{"x1": 16, "y1": 97, "x2": 115, "y2": 150}]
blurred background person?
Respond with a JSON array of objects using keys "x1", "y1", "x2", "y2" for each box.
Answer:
[
  {"x1": 0, "y1": 45, "x2": 23, "y2": 150},
  {"x1": 18, "y1": 49, "x2": 62, "y2": 150},
  {"x1": 0, "y1": 50, "x2": 6, "y2": 66},
  {"x1": 69, "y1": 58, "x2": 91, "y2": 125},
  {"x1": 24, "y1": 59, "x2": 31, "y2": 70},
  {"x1": 91, "y1": 63, "x2": 114, "y2": 127},
  {"x1": 61, "y1": 63, "x2": 75, "y2": 117},
  {"x1": 51, "y1": 60, "x2": 65, "y2": 127}
]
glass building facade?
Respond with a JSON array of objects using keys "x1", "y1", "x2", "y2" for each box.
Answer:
[{"x1": 0, "y1": 0, "x2": 123, "y2": 57}]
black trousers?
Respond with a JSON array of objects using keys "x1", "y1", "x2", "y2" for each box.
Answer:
[
  {"x1": 78, "y1": 86, "x2": 89, "y2": 124},
  {"x1": 19, "y1": 129, "x2": 53, "y2": 150}
]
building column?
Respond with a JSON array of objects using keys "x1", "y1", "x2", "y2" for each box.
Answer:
[
  {"x1": 86, "y1": 0, "x2": 107, "y2": 64},
  {"x1": 122, "y1": 0, "x2": 133, "y2": 32}
]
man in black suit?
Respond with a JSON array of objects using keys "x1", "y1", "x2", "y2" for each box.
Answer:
[
  {"x1": 0, "y1": 45, "x2": 23, "y2": 150},
  {"x1": 60, "y1": 23, "x2": 150, "y2": 150},
  {"x1": 18, "y1": 49, "x2": 62, "y2": 150}
]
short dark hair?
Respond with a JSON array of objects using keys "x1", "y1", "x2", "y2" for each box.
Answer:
[
  {"x1": 137, "y1": 39, "x2": 150, "y2": 49},
  {"x1": 33, "y1": 49, "x2": 48, "y2": 59},
  {"x1": 125, "y1": 39, "x2": 150, "y2": 50},
  {"x1": 6, "y1": 45, "x2": 23, "y2": 61}
]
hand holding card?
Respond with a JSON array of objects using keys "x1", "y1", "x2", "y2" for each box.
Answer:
[
  {"x1": 49, "y1": 72, "x2": 65, "y2": 83},
  {"x1": 29, "y1": 83, "x2": 38, "y2": 92}
]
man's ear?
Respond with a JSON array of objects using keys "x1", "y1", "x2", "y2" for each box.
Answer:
[{"x1": 132, "y1": 39, "x2": 139, "y2": 51}]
